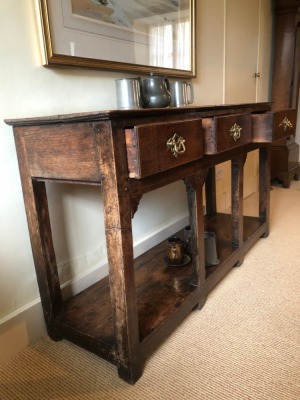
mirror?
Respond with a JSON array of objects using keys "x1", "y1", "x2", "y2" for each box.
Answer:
[{"x1": 38, "y1": 0, "x2": 196, "y2": 78}]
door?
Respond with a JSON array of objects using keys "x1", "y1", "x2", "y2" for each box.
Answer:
[{"x1": 225, "y1": 0, "x2": 260, "y2": 104}]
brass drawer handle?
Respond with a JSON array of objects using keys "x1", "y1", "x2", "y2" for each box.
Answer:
[
  {"x1": 279, "y1": 117, "x2": 293, "y2": 131},
  {"x1": 167, "y1": 133, "x2": 186, "y2": 157},
  {"x1": 230, "y1": 123, "x2": 242, "y2": 141}
]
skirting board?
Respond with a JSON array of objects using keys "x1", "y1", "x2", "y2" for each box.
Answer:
[
  {"x1": 0, "y1": 300, "x2": 46, "y2": 364},
  {"x1": 0, "y1": 215, "x2": 188, "y2": 364}
]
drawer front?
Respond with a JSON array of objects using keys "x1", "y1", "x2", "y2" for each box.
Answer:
[
  {"x1": 21, "y1": 123, "x2": 100, "y2": 181},
  {"x1": 252, "y1": 109, "x2": 296, "y2": 142},
  {"x1": 125, "y1": 119, "x2": 203, "y2": 178},
  {"x1": 202, "y1": 113, "x2": 252, "y2": 154}
]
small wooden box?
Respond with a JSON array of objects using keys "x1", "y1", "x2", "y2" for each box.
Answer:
[
  {"x1": 202, "y1": 113, "x2": 252, "y2": 155},
  {"x1": 252, "y1": 109, "x2": 296, "y2": 142},
  {"x1": 125, "y1": 119, "x2": 203, "y2": 179}
]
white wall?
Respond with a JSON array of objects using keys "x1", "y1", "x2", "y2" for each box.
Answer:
[{"x1": 0, "y1": 0, "x2": 273, "y2": 361}]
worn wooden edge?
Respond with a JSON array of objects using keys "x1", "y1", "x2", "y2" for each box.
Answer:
[
  {"x1": 252, "y1": 108, "x2": 297, "y2": 142},
  {"x1": 202, "y1": 117, "x2": 216, "y2": 155},
  {"x1": 125, "y1": 128, "x2": 140, "y2": 179},
  {"x1": 252, "y1": 112, "x2": 274, "y2": 142},
  {"x1": 4, "y1": 102, "x2": 271, "y2": 127}
]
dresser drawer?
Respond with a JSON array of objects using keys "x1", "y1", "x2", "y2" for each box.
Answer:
[
  {"x1": 202, "y1": 113, "x2": 252, "y2": 155},
  {"x1": 125, "y1": 119, "x2": 203, "y2": 178},
  {"x1": 252, "y1": 109, "x2": 296, "y2": 142}
]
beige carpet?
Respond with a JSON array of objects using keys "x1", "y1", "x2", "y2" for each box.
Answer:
[{"x1": 1, "y1": 181, "x2": 300, "y2": 399}]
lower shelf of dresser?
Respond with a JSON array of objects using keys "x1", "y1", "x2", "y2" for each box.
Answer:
[{"x1": 53, "y1": 212, "x2": 267, "y2": 365}]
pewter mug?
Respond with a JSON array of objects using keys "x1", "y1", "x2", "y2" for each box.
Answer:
[
  {"x1": 204, "y1": 231, "x2": 219, "y2": 266},
  {"x1": 140, "y1": 73, "x2": 171, "y2": 108},
  {"x1": 115, "y1": 78, "x2": 142, "y2": 109},
  {"x1": 169, "y1": 81, "x2": 194, "y2": 107}
]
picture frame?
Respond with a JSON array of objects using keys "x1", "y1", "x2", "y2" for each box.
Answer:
[{"x1": 38, "y1": 0, "x2": 196, "y2": 78}]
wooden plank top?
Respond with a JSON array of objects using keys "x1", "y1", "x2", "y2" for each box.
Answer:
[{"x1": 5, "y1": 102, "x2": 271, "y2": 127}]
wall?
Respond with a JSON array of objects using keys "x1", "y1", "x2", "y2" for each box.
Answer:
[{"x1": 0, "y1": 0, "x2": 273, "y2": 361}]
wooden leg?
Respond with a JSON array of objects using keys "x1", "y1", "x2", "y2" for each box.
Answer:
[
  {"x1": 294, "y1": 165, "x2": 300, "y2": 180},
  {"x1": 281, "y1": 164, "x2": 300, "y2": 187},
  {"x1": 14, "y1": 135, "x2": 62, "y2": 339},
  {"x1": 231, "y1": 155, "x2": 246, "y2": 247},
  {"x1": 273, "y1": 164, "x2": 300, "y2": 188},
  {"x1": 231, "y1": 154, "x2": 247, "y2": 265},
  {"x1": 32, "y1": 181, "x2": 64, "y2": 339},
  {"x1": 259, "y1": 147, "x2": 270, "y2": 237},
  {"x1": 234, "y1": 258, "x2": 244, "y2": 267},
  {"x1": 13, "y1": 134, "x2": 64, "y2": 340},
  {"x1": 196, "y1": 295, "x2": 207, "y2": 310},
  {"x1": 205, "y1": 166, "x2": 217, "y2": 215},
  {"x1": 97, "y1": 124, "x2": 142, "y2": 384},
  {"x1": 104, "y1": 215, "x2": 142, "y2": 384},
  {"x1": 184, "y1": 173, "x2": 206, "y2": 306},
  {"x1": 20, "y1": 179, "x2": 63, "y2": 340}
]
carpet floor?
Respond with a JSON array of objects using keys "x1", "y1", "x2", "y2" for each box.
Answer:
[{"x1": 0, "y1": 181, "x2": 299, "y2": 399}]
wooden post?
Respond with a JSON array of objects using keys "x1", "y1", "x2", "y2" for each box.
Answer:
[
  {"x1": 231, "y1": 153, "x2": 247, "y2": 266},
  {"x1": 14, "y1": 131, "x2": 63, "y2": 340},
  {"x1": 259, "y1": 146, "x2": 271, "y2": 237},
  {"x1": 185, "y1": 171, "x2": 207, "y2": 308},
  {"x1": 95, "y1": 121, "x2": 142, "y2": 384}
]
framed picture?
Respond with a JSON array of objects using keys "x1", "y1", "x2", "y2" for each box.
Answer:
[{"x1": 38, "y1": 0, "x2": 196, "y2": 78}]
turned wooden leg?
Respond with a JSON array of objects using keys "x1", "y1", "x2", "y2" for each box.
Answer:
[{"x1": 185, "y1": 175, "x2": 206, "y2": 289}]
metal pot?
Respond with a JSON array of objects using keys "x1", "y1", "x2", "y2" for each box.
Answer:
[{"x1": 140, "y1": 73, "x2": 171, "y2": 108}]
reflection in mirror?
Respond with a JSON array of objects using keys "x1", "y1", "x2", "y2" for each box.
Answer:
[{"x1": 148, "y1": 13, "x2": 191, "y2": 70}]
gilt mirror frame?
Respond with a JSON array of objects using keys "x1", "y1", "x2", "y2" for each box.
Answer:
[{"x1": 38, "y1": 0, "x2": 196, "y2": 78}]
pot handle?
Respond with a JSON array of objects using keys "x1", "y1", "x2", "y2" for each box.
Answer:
[
  {"x1": 186, "y1": 82, "x2": 194, "y2": 105},
  {"x1": 164, "y1": 78, "x2": 170, "y2": 91}
]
